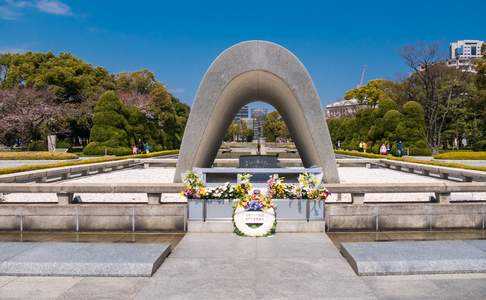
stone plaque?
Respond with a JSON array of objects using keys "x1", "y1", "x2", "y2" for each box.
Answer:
[{"x1": 239, "y1": 155, "x2": 278, "y2": 168}]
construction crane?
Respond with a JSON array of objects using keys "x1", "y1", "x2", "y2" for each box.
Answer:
[{"x1": 357, "y1": 65, "x2": 367, "y2": 87}]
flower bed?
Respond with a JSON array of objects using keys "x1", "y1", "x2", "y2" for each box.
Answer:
[{"x1": 182, "y1": 171, "x2": 330, "y2": 236}]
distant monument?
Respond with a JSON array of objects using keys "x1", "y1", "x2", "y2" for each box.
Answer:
[{"x1": 175, "y1": 40, "x2": 339, "y2": 183}]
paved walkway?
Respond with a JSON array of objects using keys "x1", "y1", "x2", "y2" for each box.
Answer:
[{"x1": 0, "y1": 233, "x2": 485, "y2": 299}]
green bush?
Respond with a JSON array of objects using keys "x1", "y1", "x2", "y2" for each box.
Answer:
[
  {"x1": 85, "y1": 91, "x2": 131, "y2": 155},
  {"x1": 335, "y1": 150, "x2": 486, "y2": 172},
  {"x1": 83, "y1": 143, "x2": 132, "y2": 156},
  {"x1": 56, "y1": 139, "x2": 72, "y2": 148},
  {"x1": 472, "y1": 140, "x2": 486, "y2": 151},
  {"x1": 27, "y1": 140, "x2": 47, "y2": 151},
  {"x1": 0, "y1": 150, "x2": 178, "y2": 175}
]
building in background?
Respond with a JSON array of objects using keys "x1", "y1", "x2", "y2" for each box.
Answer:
[
  {"x1": 447, "y1": 40, "x2": 484, "y2": 72},
  {"x1": 234, "y1": 105, "x2": 249, "y2": 120},
  {"x1": 325, "y1": 98, "x2": 362, "y2": 119},
  {"x1": 251, "y1": 108, "x2": 268, "y2": 141}
]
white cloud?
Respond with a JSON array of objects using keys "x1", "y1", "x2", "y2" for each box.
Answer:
[
  {"x1": 0, "y1": 47, "x2": 29, "y2": 53},
  {"x1": 0, "y1": 5, "x2": 20, "y2": 20},
  {"x1": 0, "y1": 0, "x2": 72, "y2": 20},
  {"x1": 35, "y1": 0, "x2": 71, "y2": 16},
  {"x1": 171, "y1": 88, "x2": 185, "y2": 94}
]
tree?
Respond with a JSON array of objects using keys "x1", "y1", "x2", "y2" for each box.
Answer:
[
  {"x1": 0, "y1": 88, "x2": 61, "y2": 148},
  {"x1": 399, "y1": 42, "x2": 470, "y2": 152},
  {"x1": 263, "y1": 111, "x2": 289, "y2": 142},
  {"x1": 83, "y1": 91, "x2": 131, "y2": 155},
  {"x1": 395, "y1": 101, "x2": 431, "y2": 155},
  {"x1": 345, "y1": 80, "x2": 394, "y2": 108}
]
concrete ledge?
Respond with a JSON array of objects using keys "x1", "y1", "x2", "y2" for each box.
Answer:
[
  {"x1": 326, "y1": 203, "x2": 486, "y2": 231},
  {"x1": 188, "y1": 220, "x2": 325, "y2": 232},
  {"x1": 188, "y1": 220, "x2": 233, "y2": 232},
  {"x1": 0, "y1": 242, "x2": 171, "y2": 277},
  {"x1": 0, "y1": 204, "x2": 186, "y2": 232},
  {"x1": 276, "y1": 221, "x2": 325, "y2": 232},
  {"x1": 341, "y1": 240, "x2": 486, "y2": 276}
]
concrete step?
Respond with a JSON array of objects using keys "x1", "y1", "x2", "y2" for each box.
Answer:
[{"x1": 0, "y1": 242, "x2": 171, "y2": 277}]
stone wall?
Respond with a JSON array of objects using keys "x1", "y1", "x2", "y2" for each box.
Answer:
[
  {"x1": 326, "y1": 203, "x2": 486, "y2": 231},
  {"x1": 0, "y1": 204, "x2": 186, "y2": 232}
]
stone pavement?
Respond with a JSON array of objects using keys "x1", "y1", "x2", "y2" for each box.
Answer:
[{"x1": 0, "y1": 233, "x2": 485, "y2": 299}]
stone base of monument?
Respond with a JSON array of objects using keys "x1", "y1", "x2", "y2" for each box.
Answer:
[
  {"x1": 341, "y1": 240, "x2": 486, "y2": 276},
  {"x1": 187, "y1": 220, "x2": 325, "y2": 233},
  {"x1": 0, "y1": 242, "x2": 171, "y2": 277}
]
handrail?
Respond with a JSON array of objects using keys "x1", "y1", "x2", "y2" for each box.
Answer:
[{"x1": 0, "y1": 182, "x2": 485, "y2": 194}]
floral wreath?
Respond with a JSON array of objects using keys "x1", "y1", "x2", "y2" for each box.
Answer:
[{"x1": 181, "y1": 171, "x2": 330, "y2": 237}]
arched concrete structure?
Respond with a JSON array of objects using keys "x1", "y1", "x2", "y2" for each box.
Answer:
[{"x1": 175, "y1": 40, "x2": 339, "y2": 183}]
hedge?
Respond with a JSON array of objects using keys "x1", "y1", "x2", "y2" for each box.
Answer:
[
  {"x1": 0, "y1": 150, "x2": 179, "y2": 175},
  {"x1": 335, "y1": 150, "x2": 486, "y2": 172},
  {"x1": 83, "y1": 143, "x2": 132, "y2": 156},
  {"x1": 433, "y1": 152, "x2": 486, "y2": 160},
  {"x1": 0, "y1": 152, "x2": 78, "y2": 160}
]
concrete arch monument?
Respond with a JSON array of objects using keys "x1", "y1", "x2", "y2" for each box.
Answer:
[{"x1": 175, "y1": 40, "x2": 339, "y2": 183}]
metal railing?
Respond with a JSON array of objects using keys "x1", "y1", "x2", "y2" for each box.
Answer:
[{"x1": 0, "y1": 182, "x2": 485, "y2": 205}]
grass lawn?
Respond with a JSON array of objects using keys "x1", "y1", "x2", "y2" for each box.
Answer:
[
  {"x1": 0, "y1": 152, "x2": 78, "y2": 160},
  {"x1": 335, "y1": 150, "x2": 486, "y2": 172},
  {"x1": 0, "y1": 150, "x2": 178, "y2": 175},
  {"x1": 433, "y1": 152, "x2": 486, "y2": 160}
]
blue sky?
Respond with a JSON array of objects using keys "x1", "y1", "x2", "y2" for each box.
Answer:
[{"x1": 1, "y1": 0, "x2": 486, "y2": 108}]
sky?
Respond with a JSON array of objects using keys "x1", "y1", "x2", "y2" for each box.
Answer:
[{"x1": 1, "y1": 0, "x2": 486, "y2": 109}]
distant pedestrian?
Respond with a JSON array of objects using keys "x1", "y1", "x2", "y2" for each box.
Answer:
[
  {"x1": 132, "y1": 144, "x2": 138, "y2": 155},
  {"x1": 358, "y1": 142, "x2": 363, "y2": 152},
  {"x1": 363, "y1": 142, "x2": 368, "y2": 153},
  {"x1": 397, "y1": 141, "x2": 403, "y2": 157},
  {"x1": 145, "y1": 142, "x2": 150, "y2": 154},
  {"x1": 462, "y1": 136, "x2": 468, "y2": 148},
  {"x1": 386, "y1": 143, "x2": 391, "y2": 154},
  {"x1": 453, "y1": 137, "x2": 459, "y2": 150},
  {"x1": 337, "y1": 140, "x2": 341, "y2": 150},
  {"x1": 137, "y1": 139, "x2": 143, "y2": 154},
  {"x1": 380, "y1": 144, "x2": 387, "y2": 155}
]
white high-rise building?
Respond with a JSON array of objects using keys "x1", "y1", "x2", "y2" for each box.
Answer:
[{"x1": 448, "y1": 40, "x2": 484, "y2": 72}]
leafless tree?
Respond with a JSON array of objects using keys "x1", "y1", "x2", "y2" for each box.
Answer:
[{"x1": 400, "y1": 42, "x2": 466, "y2": 152}]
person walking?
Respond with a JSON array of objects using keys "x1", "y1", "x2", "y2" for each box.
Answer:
[
  {"x1": 363, "y1": 142, "x2": 368, "y2": 153},
  {"x1": 397, "y1": 141, "x2": 403, "y2": 157},
  {"x1": 144, "y1": 142, "x2": 151, "y2": 154},
  {"x1": 132, "y1": 144, "x2": 138, "y2": 155},
  {"x1": 358, "y1": 141, "x2": 363, "y2": 152},
  {"x1": 380, "y1": 143, "x2": 387, "y2": 155}
]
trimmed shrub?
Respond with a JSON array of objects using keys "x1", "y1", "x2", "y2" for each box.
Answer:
[
  {"x1": 335, "y1": 150, "x2": 486, "y2": 172},
  {"x1": 27, "y1": 140, "x2": 47, "y2": 151},
  {"x1": 472, "y1": 140, "x2": 486, "y2": 151},
  {"x1": 0, "y1": 150, "x2": 179, "y2": 175},
  {"x1": 0, "y1": 151, "x2": 78, "y2": 160},
  {"x1": 85, "y1": 91, "x2": 131, "y2": 155},
  {"x1": 434, "y1": 151, "x2": 486, "y2": 160},
  {"x1": 83, "y1": 143, "x2": 132, "y2": 156}
]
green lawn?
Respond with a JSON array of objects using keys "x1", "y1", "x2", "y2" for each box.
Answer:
[
  {"x1": 0, "y1": 150, "x2": 179, "y2": 175},
  {"x1": 0, "y1": 151, "x2": 78, "y2": 160},
  {"x1": 433, "y1": 151, "x2": 486, "y2": 160},
  {"x1": 335, "y1": 150, "x2": 486, "y2": 172}
]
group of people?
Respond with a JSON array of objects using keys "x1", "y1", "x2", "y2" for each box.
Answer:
[
  {"x1": 336, "y1": 139, "x2": 404, "y2": 157},
  {"x1": 132, "y1": 140, "x2": 151, "y2": 155},
  {"x1": 379, "y1": 141, "x2": 403, "y2": 157}
]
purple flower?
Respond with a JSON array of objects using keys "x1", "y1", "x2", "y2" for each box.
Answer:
[{"x1": 248, "y1": 200, "x2": 263, "y2": 211}]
